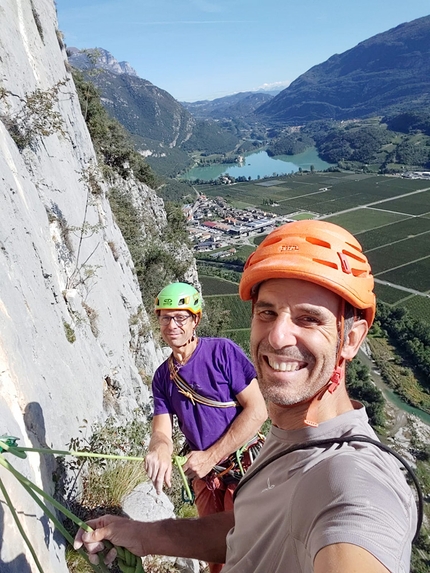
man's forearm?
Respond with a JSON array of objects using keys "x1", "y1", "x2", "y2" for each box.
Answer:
[
  {"x1": 207, "y1": 400, "x2": 266, "y2": 464},
  {"x1": 148, "y1": 430, "x2": 173, "y2": 454},
  {"x1": 141, "y1": 511, "x2": 233, "y2": 563}
]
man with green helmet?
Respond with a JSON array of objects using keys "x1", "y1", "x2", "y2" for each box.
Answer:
[
  {"x1": 146, "y1": 282, "x2": 267, "y2": 573},
  {"x1": 76, "y1": 222, "x2": 416, "y2": 573}
]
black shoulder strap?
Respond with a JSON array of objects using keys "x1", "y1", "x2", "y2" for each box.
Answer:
[{"x1": 232, "y1": 434, "x2": 423, "y2": 544}]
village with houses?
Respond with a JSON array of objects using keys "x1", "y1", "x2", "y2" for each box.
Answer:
[{"x1": 183, "y1": 193, "x2": 296, "y2": 256}]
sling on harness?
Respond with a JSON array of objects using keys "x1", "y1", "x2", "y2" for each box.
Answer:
[
  {"x1": 232, "y1": 434, "x2": 423, "y2": 544},
  {"x1": 168, "y1": 354, "x2": 239, "y2": 408},
  {"x1": 210, "y1": 433, "x2": 266, "y2": 485}
]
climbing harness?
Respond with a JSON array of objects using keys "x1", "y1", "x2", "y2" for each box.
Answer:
[
  {"x1": 0, "y1": 434, "x2": 179, "y2": 573},
  {"x1": 175, "y1": 433, "x2": 266, "y2": 504},
  {"x1": 168, "y1": 355, "x2": 239, "y2": 408},
  {"x1": 233, "y1": 434, "x2": 423, "y2": 544},
  {"x1": 210, "y1": 433, "x2": 266, "y2": 484}
]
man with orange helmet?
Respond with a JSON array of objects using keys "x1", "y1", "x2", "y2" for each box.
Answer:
[{"x1": 75, "y1": 222, "x2": 417, "y2": 573}]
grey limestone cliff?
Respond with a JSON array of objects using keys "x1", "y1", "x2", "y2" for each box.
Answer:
[{"x1": 0, "y1": 1, "x2": 195, "y2": 570}]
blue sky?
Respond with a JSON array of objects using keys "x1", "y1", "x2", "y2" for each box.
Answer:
[{"x1": 55, "y1": 0, "x2": 430, "y2": 102}]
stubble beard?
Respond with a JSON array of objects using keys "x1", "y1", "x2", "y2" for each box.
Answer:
[{"x1": 252, "y1": 342, "x2": 332, "y2": 407}]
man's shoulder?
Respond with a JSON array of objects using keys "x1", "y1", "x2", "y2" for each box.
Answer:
[
  {"x1": 154, "y1": 356, "x2": 170, "y2": 375},
  {"x1": 200, "y1": 336, "x2": 243, "y2": 351},
  {"x1": 199, "y1": 337, "x2": 253, "y2": 363}
]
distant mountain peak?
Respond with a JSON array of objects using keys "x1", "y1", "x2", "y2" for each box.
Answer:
[{"x1": 67, "y1": 47, "x2": 138, "y2": 77}]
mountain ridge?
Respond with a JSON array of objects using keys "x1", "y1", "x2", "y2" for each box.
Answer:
[
  {"x1": 68, "y1": 48, "x2": 241, "y2": 175},
  {"x1": 67, "y1": 46, "x2": 138, "y2": 76},
  {"x1": 256, "y1": 15, "x2": 430, "y2": 123}
]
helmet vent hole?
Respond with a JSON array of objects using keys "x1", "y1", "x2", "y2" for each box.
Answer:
[
  {"x1": 345, "y1": 241, "x2": 362, "y2": 253},
  {"x1": 351, "y1": 268, "x2": 368, "y2": 277},
  {"x1": 313, "y1": 258, "x2": 338, "y2": 270},
  {"x1": 263, "y1": 236, "x2": 284, "y2": 247},
  {"x1": 306, "y1": 237, "x2": 331, "y2": 249},
  {"x1": 343, "y1": 249, "x2": 366, "y2": 263}
]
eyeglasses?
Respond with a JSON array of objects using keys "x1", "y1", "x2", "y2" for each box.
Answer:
[{"x1": 158, "y1": 314, "x2": 192, "y2": 326}]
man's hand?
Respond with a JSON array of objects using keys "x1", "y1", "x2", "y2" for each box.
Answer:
[
  {"x1": 183, "y1": 450, "x2": 217, "y2": 479},
  {"x1": 74, "y1": 515, "x2": 146, "y2": 565},
  {"x1": 74, "y1": 511, "x2": 233, "y2": 566},
  {"x1": 145, "y1": 449, "x2": 172, "y2": 494}
]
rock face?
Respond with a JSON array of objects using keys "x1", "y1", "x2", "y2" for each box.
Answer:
[
  {"x1": 0, "y1": 1, "x2": 186, "y2": 570},
  {"x1": 67, "y1": 46, "x2": 138, "y2": 77}
]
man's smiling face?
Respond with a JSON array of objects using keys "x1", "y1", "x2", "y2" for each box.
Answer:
[
  {"x1": 158, "y1": 310, "x2": 196, "y2": 349},
  {"x1": 250, "y1": 278, "x2": 340, "y2": 406}
]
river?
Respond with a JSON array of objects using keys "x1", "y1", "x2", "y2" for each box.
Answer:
[
  {"x1": 358, "y1": 348, "x2": 430, "y2": 427},
  {"x1": 182, "y1": 148, "x2": 333, "y2": 181}
]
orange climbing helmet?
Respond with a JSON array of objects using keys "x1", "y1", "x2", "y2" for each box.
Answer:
[{"x1": 239, "y1": 220, "x2": 376, "y2": 327}]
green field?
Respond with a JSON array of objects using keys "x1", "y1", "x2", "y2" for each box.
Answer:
[
  {"x1": 198, "y1": 172, "x2": 430, "y2": 325},
  {"x1": 377, "y1": 258, "x2": 430, "y2": 292},
  {"x1": 200, "y1": 276, "x2": 239, "y2": 295},
  {"x1": 355, "y1": 216, "x2": 430, "y2": 250},
  {"x1": 374, "y1": 283, "x2": 413, "y2": 304},
  {"x1": 325, "y1": 209, "x2": 407, "y2": 235},
  {"x1": 198, "y1": 173, "x2": 430, "y2": 218},
  {"x1": 204, "y1": 293, "x2": 252, "y2": 330},
  {"x1": 399, "y1": 295, "x2": 430, "y2": 323}
]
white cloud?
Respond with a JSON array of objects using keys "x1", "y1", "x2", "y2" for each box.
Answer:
[{"x1": 256, "y1": 80, "x2": 291, "y2": 91}]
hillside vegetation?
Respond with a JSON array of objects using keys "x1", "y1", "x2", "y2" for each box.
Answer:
[
  {"x1": 267, "y1": 115, "x2": 430, "y2": 173},
  {"x1": 68, "y1": 49, "x2": 240, "y2": 177}
]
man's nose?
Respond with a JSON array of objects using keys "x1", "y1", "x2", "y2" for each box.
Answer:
[{"x1": 268, "y1": 314, "x2": 298, "y2": 349}]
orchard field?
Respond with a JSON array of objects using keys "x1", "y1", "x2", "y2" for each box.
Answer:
[{"x1": 199, "y1": 171, "x2": 430, "y2": 325}]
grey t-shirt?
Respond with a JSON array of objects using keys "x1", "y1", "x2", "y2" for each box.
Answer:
[{"x1": 224, "y1": 406, "x2": 416, "y2": 573}]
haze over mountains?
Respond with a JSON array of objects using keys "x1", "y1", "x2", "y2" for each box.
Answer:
[
  {"x1": 181, "y1": 91, "x2": 275, "y2": 119},
  {"x1": 68, "y1": 15, "x2": 430, "y2": 176},
  {"x1": 69, "y1": 15, "x2": 430, "y2": 126}
]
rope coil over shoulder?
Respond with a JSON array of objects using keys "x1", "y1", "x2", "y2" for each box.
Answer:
[{"x1": 168, "y1": 355, "x2": 239, "y2": 408}]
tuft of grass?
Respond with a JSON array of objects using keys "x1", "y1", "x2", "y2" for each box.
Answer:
[
  {"x1": 65, "y1": 546, "x2": 94, "y2": 573},
  {"x1": 82, "y1": 302, "x2": 99, "y2": 338},
  {"x1": 81, "y1": 460, "x2": 147, "y2": 510},
  {"x1": 63, "y1": 320, "x2": 76, "y2": 343}
]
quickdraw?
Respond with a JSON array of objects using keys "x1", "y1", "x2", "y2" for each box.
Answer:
[{"x1": 212, "y1": 433, "x2": 266, "y2": 484}]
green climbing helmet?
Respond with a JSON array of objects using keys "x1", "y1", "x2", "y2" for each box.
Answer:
[{"x1": 155, "y1": 282, "x2": 202, "y2": 316}]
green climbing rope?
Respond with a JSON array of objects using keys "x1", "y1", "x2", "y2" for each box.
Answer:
[
  {"x1": 172, "y1": 455, "x2": 194, "y2": 503},
  {"x1": 0, "y1": 435, "x2": 149, "y2": 573}
]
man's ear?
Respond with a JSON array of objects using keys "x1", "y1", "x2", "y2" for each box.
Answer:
[
  {"x1": 341, "y1": 319, "x2": 368, "y2": 361},
  {"x1": 194, "y1": 314, "x2": 201, "y2": 327}
]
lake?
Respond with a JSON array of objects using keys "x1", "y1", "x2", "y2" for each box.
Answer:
[{"x1": 182, "y1": 148, "x2": 333, "y2": 181}]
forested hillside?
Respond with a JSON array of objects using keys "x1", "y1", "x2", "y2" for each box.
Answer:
[
  {"x1": 68, "y1": 48, "x2": 240, "y2": 177},
  {"x1": 257, "y1": 15, "x2": 430, "y2": 123},
  {"x1": 267, "y1": 114, "x2": 430, "y2": 172}
]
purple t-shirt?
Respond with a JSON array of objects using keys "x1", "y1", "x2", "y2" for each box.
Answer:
[{"x1": 152, "y1": 337, "x2": 257, "y2": 451}]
